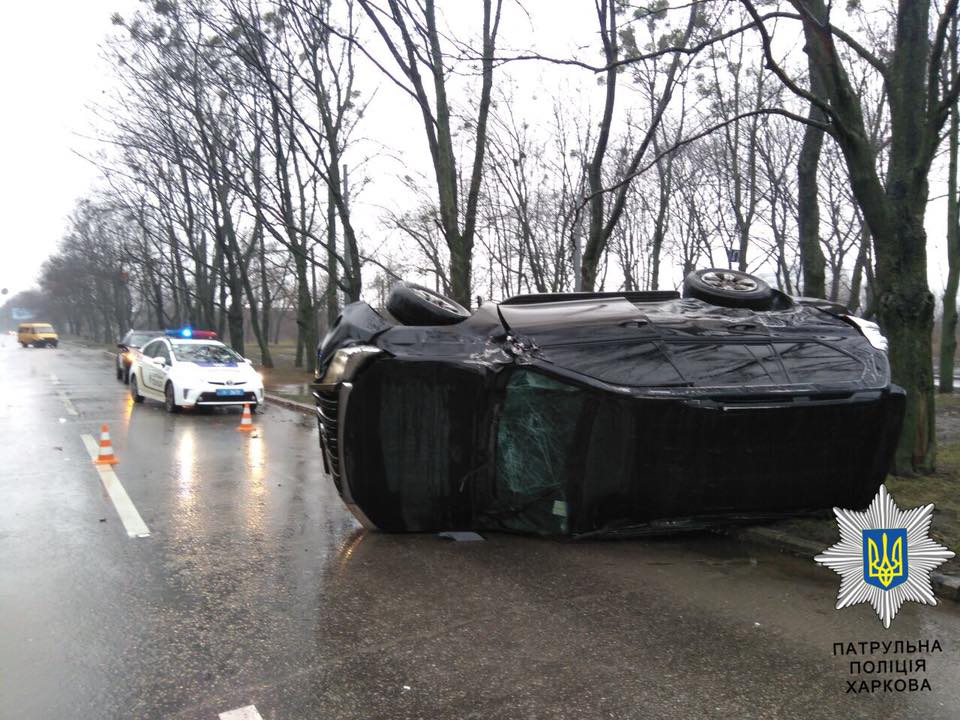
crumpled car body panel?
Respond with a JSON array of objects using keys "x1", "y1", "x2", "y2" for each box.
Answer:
[{"x1": 313, "y1": 295, "x2": 905, "y2": 537}]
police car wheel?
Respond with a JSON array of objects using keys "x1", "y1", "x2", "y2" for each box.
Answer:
[
  {"x1": 116, "y1": 365, "x2": 123, "y2": 381},
  {"x1": 164, "y1": 383, "x2": 181, "y2": 414},
  {"x1": 130, "y1": 375, "x2": 144, "y2": 404}
]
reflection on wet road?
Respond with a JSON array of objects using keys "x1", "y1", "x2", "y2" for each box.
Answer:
[{"x1": 1, "y1": 339, "x2": 959, "y2": 719}]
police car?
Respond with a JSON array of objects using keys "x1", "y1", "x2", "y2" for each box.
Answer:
[{"x1": 129, "y1": 329, "x2": 265, "y2": 413}]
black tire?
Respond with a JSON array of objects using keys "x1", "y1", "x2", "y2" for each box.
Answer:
[
  {"x1": 386, "y1": 282, "x2": 470, "y2": 326},
  {"x1": 130, "y1": 374, "x2": 144, "y2": 404},
  {"x1": 164, "y1": 382, "x2": 180, "y2": 413},
  {"x1": 250, "y1": 403, "x2": 259, "y2": 415},
  {"x1": 123, "y1": 366, "x2": 131, "y2": 385},
  {"x1": 682, "y1": 268, "x2": 774, "y2": 310},
  {"x1": 116, "y1": 364, "x2": 123, "y2": 381},
  {"x1": 19, "y1": 343, "x2": 26, "y2": 349}
]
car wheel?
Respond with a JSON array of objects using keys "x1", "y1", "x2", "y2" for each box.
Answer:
[
  {"x1": 123, "y1": 366, "x2": 131, "y2": 385},
  {"x1": 250, "y1": 403, "x2": 259, "y2": 414},
  {"x1": 682, "y1": 268, "x2": 774, "y2": 310},
  {"x1": 386, "y1": 282, "x2": 471, "y2": 326},
  {"x1": 164, "y1": 383, "x2": 180, "y2": 413},
  {"x1": 130, "y1": 374, "x2": 144, "y2": 403},
  {"x1": 116, "y1": 364, "x2": 123, "y2": 381}
]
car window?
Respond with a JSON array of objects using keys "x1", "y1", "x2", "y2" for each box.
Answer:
[
  {"x1": 155, "y1": 344, "x2": 172, "y2": 363},
  {"x1": 171, "y1": 342, "x2": 241, "y2": 365},
  {"x1": 34, "y1": 325, "x2": 54, "y2": 333},
  {"x1": 141, "y1": 340, "x2": 160, "y2": 357}
]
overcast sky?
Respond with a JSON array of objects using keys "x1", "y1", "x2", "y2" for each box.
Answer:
[
  {"x1": 0, "y1": 0, "x2": 139, "y2": 298},
  {"x1": 0, "y1": 2, "x2": 953, "y2": 302},
  {"x1": 0, "y1": 0, "x2": 598, "y2": 301}
]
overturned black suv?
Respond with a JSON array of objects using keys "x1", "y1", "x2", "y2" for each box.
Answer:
[{"x1": 312, "y1": 268, "x2": 904, "y2": 537}]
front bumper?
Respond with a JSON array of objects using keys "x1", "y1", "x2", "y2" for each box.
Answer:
[
  {"x1": 320, "y1": 361, "x2": 905, "y2": 536},
  {"x1": 180, "y1": 384, "x2": 264, "y2": 407}
]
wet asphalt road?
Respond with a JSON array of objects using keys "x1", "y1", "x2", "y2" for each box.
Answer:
[{"x1": 2, "y1": 340, "x2": 960, "y2": 720}]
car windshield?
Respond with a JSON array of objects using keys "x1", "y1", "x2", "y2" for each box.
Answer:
[
  {"x1": 171, "y1": 342, "x2": 241, "y2": 365},
  {"x1": 33, "y1": 325, "x2": 55, "y2": 333},
  {"x1": 126, "y1": 332, "x2": 159, "y2": 346}
]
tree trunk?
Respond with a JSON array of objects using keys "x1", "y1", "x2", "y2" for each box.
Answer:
[
  {"x1": 293, "y1": 246, "x2": 316, "y2": 372},
  {"x1": 258, "y1": 229, "x2": 273, "y2": 368},
  {"x1": 941, "y1": 17, "x2": 959, "y2": 394},
  {"x1": 326, "y1": 181, "x2": 340, "y2": 326},
  {"x1": 786, "y1": 0, "x2": 945, "y2": 474},
  {"x1": 848, "y1": 223, "x2": 869, "y2": 314},
  {"x1": 797, "y1": 2, "x2": 827, "y2": 298},
  {"x1": 877, "y1": 214, "x2": 936, "y2": 473},
  {"x1": 581, "y1": 0, "x2": 618, "y2": 292}
]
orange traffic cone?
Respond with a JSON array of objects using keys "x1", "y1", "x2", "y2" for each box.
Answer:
[
  {"x1": 94, "y1": 424, "x2": 118, "y2": 465},
  {"x1": 236, "y1": 402, "x2": 254, "y2": 432}
]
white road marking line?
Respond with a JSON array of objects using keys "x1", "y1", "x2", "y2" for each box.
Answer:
[
  {"x1": 81, "y1": 434, "x2": 150, "y2": 538},
  {"x1": 57, "y1": 390, "x2": 78, "y2": 416},
  {"x1": 219, "y1": 706, "x2": 264, "y2": 720}
]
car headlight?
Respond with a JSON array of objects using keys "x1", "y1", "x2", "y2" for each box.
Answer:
[
  {"x1": 844, "y1": 315, "x2": 888, "y2": 353},
  {"x1": 318, "y1": 345, "x2": 381, "y2": 387}
]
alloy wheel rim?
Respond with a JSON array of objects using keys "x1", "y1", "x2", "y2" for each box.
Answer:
[
  {"x1": 701, "y1": 271, "x2": 758, "y2": 293},
  {"x1": 415, "y1": 288, "x2": 462, "y2": 314}
]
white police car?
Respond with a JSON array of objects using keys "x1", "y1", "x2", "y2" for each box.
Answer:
[{"x1": 129, "y1": 330, "x2": 265, "y2": 413}]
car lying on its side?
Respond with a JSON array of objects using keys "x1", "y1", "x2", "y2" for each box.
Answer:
[
  {"x1": 312, "y1": 268, "x2": 904, "y2": 537},
  {"x1": 116, "y1": 329, "x2": 163, "y2": 383},
  {"x1": 17, "y1": 322, "x2": 58, "y2": 348},
  {"x1": 129, "y1": 330, "x2": 264, "y2": 413}
]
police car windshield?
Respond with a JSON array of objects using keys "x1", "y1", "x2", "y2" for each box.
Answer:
[{"x1": 171, "y1": 342, "x2": 241, "y2": 364}]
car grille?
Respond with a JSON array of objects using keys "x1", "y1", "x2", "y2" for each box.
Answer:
[{"x1": 314, "y1": 388, "x2": 342, "y2": 489}]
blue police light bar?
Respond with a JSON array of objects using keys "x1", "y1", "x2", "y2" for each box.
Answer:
[{"x1": 164, "y1": 328, "x2": 217, "y2": 339}]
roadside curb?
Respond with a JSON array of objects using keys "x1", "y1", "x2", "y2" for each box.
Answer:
[
  {"x1": 726, "y1": 526, "x2": 960, "y2": 603},
  {"x1": 265, "y1": 393, "x2": 314, "y2": 415}
]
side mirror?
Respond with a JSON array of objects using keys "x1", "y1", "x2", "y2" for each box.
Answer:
[
  {"x1": 154, "y1": 356, "x2": 166, "y2": 366},
  {"x1": 244, "y1": 357, "x2": 253, "y2": 364}
]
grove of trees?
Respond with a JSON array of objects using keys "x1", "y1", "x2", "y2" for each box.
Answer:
[{"x1": 24, "y1": 0, "x2": 960, "y2": 475}]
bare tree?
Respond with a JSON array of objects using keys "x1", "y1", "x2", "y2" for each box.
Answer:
[
  {"x1": 357, "y1": 0, "x2": 504, "y2": 307},
  {"x1": 744, "y1": 0, "x2": 960, "y2": 473}
]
